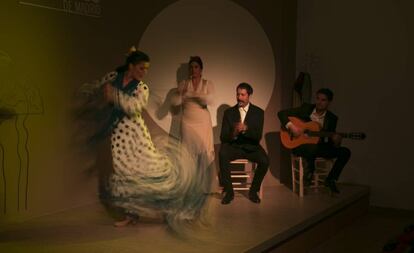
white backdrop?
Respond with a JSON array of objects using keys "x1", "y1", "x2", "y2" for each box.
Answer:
[{"x1": 138, "y1": 0, "x2": 275, "y2": 143}]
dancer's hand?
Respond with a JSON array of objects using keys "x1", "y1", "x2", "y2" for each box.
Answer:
[{"x1": 103, "y1": 83, "x2": 114, "y2": 103}]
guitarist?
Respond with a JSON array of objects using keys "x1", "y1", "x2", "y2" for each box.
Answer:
[{"x1": 277, "y1": 88, "x2": 351, "y2": 193}]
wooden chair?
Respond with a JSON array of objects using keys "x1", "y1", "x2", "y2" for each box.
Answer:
[
  {"x1": 291, "y1": 154, "x2": 334, "y2": 197},
  {"x1": 229, "y1": 159, "x2": 263, "y2": 198}
]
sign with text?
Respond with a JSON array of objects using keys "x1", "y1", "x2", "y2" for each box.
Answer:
[{"x1": 19, "y1": 0, "x2": 102, "y2": 18}]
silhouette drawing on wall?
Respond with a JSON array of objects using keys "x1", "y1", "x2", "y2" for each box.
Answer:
[{"x1": 0, "y1": 50, "x2": 44, "y2": 213}]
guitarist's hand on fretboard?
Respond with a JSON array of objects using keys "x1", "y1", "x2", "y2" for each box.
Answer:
[{"x1": 331, "y1": 133, "x2": 343, "y2": 147}]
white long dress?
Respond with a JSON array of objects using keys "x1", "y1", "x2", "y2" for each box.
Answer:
[{"x1": 178, "y1": 79, "x2": 215, "y2": 169}]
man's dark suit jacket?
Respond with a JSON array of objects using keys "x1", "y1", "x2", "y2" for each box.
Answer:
[
  {"x1": 277, "y1": 103, "x2": 338, "y2": 144},
  {"x1": 220, "y1": 103, "x2": 264, "y2": 151}
]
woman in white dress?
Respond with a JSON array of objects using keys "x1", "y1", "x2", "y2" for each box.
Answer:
[
  {"x1": 177, "y1": 56, "x2": 215, "y2": 189},
  {"x1": 98, "y1": 50, "x2": 210, "y2": 229}
]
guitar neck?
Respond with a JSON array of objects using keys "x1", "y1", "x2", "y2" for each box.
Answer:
[{"x1": 307, "y1": 131, "x2": 348, "y2": 138}]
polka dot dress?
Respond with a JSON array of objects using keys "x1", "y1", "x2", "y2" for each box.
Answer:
[{"x1": 108, "y1": 80, "x2": 210, "y2": 224}]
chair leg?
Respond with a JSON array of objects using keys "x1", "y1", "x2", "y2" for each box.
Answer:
[
  {"x1": 299, "y1": 157, "x2": 304, "y2": 197},
  {"x1": 314, "y1": 173, "x2": 319, "y2": 187},
  {"x1": 230, "y1": 160, "x2": 262, "y2": 198},
  {"x1": 291, "y1": 156, "x2": 296, "y2": 194}
]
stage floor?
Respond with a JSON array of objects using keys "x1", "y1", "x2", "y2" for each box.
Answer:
[{"x1": 0, "y1": 184, "x2": 369, "y2": 253}]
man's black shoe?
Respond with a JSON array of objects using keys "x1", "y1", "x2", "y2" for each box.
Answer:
[
  {"x1": 324, "y1": 179, "x2": 340, "y2": 194},
  {"x1": 248, "y1": 191, "x2": 261, "y2": 204},
  {"x1": 221, "y1": 192, "x2": 234, "y2": 205}
]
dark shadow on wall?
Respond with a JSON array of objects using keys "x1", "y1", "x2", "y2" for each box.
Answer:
[
  {"x1": 176, "y1": 63, "x2": 189, "y2": 83},
  {"x1": 154, "y1": 63, "x2": 189, "y2": 140},
  {"x1": 213, "y1": 104, "x2": 231, "y2": 145},
  {"x1": 265, "y1": 131, "x2": 292, "y2": 189},
  {"x1": 155, "y1": 87, "x2": 181, "y2": 140},
  {"x1": 265, "y1": 132, "x2": 280, "y2": 179},
  {"x1": 213, "y1": 104, "x2": 231, "y2": 186}
]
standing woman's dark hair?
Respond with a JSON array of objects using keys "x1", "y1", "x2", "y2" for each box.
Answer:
[
  {"x1": 188, "y1": 56, "x2": 203, "y2": 69},
  {"x1": 116, "y1": 49, "x2": 150, "y2": 73}
]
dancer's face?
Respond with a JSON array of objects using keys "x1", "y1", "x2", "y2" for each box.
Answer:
[
  {"x1": 236, "y1": 88, "x2": 250, "y2": 107},
  {"x1": 129, "y1": 61, "x2": 149, "y2": 80},
  {"x1": 189, "y1": 62, "x2": 202, "y2": 78}
]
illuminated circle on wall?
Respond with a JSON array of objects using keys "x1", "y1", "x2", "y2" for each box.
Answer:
[{"x1": 139, "y1": 0, "x2": 275, "y2": 142}]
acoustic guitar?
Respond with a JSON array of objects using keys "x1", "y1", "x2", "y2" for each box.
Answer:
[{"x1": 280, "y1": 116, "x2": 366, "y2": 149}]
